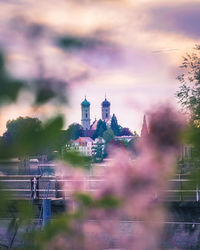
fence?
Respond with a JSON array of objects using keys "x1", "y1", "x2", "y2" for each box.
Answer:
[{"x1": 0, "y1": 174, "x2": 199, "y2": 201}]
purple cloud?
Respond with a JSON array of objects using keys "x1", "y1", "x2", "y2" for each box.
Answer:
[{"x1": 147, "y1": 3, "x2": 200, "y2": 39}]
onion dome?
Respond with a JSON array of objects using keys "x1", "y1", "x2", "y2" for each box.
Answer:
[
  {"x1": 81, "y1": 97, "x2": 90, "y2": 107},
  {"x1": 102, "y1": 98, "x2": 110, "y2": 107}
]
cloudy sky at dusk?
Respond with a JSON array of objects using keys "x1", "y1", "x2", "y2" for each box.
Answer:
[{"x1": 0, "y1": 0, "x2": 200, "y2": 134}]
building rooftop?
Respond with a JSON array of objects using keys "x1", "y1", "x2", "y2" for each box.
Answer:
[
  {"x1": 81, "y1": 97, "x2": 90, "y2": 107},
  {"x1": 73, "y1": 137, "x2": 94, "y2": 144},
  {"x1": 102, "y1": 98, "x2": 110, "y2": 107},
  {"x1": 91, "y1": 119, "x2": 98, "y2": 130}
]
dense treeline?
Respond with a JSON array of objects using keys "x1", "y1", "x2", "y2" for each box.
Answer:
[{"x1": 0, "y1": 114, "x2": 136, "y2": 161}]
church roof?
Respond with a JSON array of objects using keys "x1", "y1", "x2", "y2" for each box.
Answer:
[
  {"x1": 102, "y1": 98, "x2": 110, "y2": 107},
  {"x1": 81, "y1": 98, "x2": 90, "y2": 107},
  {"x1": 91, "y1": 119, "x2": 98, "y2": 130},
  {"x1": 73, "y1": 137, "x2": 94, "y2": 144}
]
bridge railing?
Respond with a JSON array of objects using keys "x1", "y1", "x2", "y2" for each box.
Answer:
[
  {"x1": 0, "y1": 176, "x2": 105, "y2": 199},
  {"x1": 0, "y1": 175, "x2": 199, "y2": 202}
]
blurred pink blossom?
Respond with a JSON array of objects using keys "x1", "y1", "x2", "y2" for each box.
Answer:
[
  {"x1": 56, "y1": 162, "x2": 86, "y2": 195},
  {"x1": 53, "y1": 105, "x2": 184, "y2": 250}
]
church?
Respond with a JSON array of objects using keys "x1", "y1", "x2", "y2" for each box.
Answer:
[{"x1": 81, "y1": 97, "x2": 112, "y2": 131}]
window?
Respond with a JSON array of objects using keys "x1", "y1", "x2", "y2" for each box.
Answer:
[{"x1": 86, "y1": 113, "x2": 88, "y2": 118}]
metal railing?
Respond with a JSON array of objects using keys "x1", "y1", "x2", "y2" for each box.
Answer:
[{"x1": 0, "y1": 175, "x2": 199, "y2": 202}]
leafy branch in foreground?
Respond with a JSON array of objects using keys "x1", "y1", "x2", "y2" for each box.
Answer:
[{"x1": 177, "y1": 45, "x2": 200, "y2": 120}]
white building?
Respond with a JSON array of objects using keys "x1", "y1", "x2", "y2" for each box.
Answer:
[{"x1": 72, "y1": 137, "x2": 94, "y2": 156}]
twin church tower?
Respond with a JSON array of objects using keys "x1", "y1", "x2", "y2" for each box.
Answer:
[{"x1": 81, "y1": 97, "x2": 111, "y2": 130}]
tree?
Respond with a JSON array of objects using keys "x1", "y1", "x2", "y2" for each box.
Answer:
[
  {"x1": 92, "y1": 119, "x2": 107, "y2": 139},
  {"x1": 3, "y1": 117, "x2": 42, "y2": 145},
  {"x1": 103, "y1": 128, "x2": 115, "y2": 143},
  {"x1": 0, "y1": 115, "x2": 65, "y2": 160},
  {"x1": 1, "y1": 117, "x2": 43, "y2": 171},
  {"x1": 111, "y1": 114, "x2": 120, "y2": 136},
  {"x1": 0, "y1": 53, "x2": 24, "y2": 104},
  {"x1": 65, "y1": 123, "x2": 83, "y2": 141},
  {"x1": 120, "y1": 127, "x2": 133, "y2": 136},
  {"x1": 177, "y1": 45, "x2": 200, "y2": 120},
  {"x1": 92, "y1": 137, "x2": 105, "y2": 161}
]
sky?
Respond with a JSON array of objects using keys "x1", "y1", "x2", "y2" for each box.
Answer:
[{"x1": 0, "y1": 0, "x2": 200, "y2": 134}]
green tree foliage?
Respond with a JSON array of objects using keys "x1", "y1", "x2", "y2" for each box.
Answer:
[
  {"x1": 65, "y1": 123, "x2": 83, "y2": 141},
  {"x1": 34, "y1": 79, "x2": 67, "y2": 106},
  {"x1": 111, "y1": 114, "x2": 120, "y2": 136},
  {"x1": 103, "y1": 128, "x2": 115, "y2": 143},
  {"x1": 176, "y1": 45, "x2": 200, "y2": 191},
  {"x1": 120, "y1": 127, "x2": 133, "y2": 136},
  {"x1": 92, "y1": 119, "x2": 107, "y2": 139},
  {"x1": 58, "y1": 35, "x2": 102, "y2": 51},
  {"x1": 0, "y1": 116, "x2": 65, "y2": 158},
  {"x1": 176, "y1": 45, "x2": 200, "y2": 158},
  {"x1": 177, "y1": 45, "x2": 200, "y2": 120},
  {"x1": 3, "y1": 117, "x2": 42, "y2": 144},
  {"x1": 92, "y1": 137, "x2": 105, "y2": 162},
  {"x1": 62, "y1": 151, "x2": 91, "y2": 169},
  {"x1": 0, "y1": 51, "x2": 67, "y2": 107},
  {"x1": 0, "y1": 53, "x2": 24, "y2": 104},
  {"x1": 51, "y1": 130, "x2": 69, "y2": 154}
]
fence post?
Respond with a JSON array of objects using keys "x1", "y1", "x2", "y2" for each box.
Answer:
[
  {"x1": 196, "y1": 185, "x2": 199, "y2": 202},
  {"x1": 42, "y1": 199, "x2": 51, "y2": 227},
  {"x1": 36, "y1": 177, "x2": 39, "y2": 199},
  {"x1": 179, "y1": 173, "x2": 183, "y2": 201},
  {"x1": 55, "y1": 177, "x2": 62, "y2": 198},
  {"x1": 31, "y1": 177, "x2": 39, "y2": 199}
]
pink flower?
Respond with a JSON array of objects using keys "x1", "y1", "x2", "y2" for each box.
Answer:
[{"x1": 52, "y1": 105, "x2": 184, "y2": 250}]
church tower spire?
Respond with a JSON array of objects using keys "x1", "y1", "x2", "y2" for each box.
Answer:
[
  {"x1": 81, "y1": 97, "x2": 91, "y2": 130},
  {"x1": 141, "y1": 115, "x2": 148, "y2": 137},
  {"x1": 101, "y1": 97, "x2": 111, "y2": 121}
]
